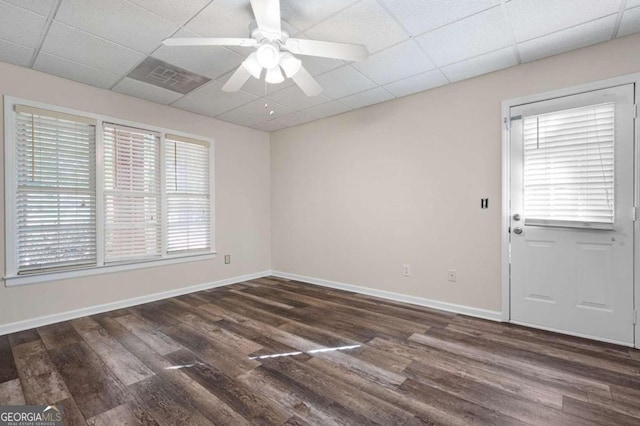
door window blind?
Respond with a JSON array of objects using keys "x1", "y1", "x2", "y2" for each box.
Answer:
[
  {"x1": 103, "y1": 124, "x2": 161, "y2": 262},
  {"x1": 523, "y1": 102, "x2": 615, "y2": 228},
  {"x1": 15, "y1": 108, "x2": 96, "y2": 273},
  {"x1": 166, "y1": 135, "x2": 211, "y2": 253}
]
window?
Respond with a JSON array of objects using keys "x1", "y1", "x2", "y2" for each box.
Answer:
[
  {"x1": 104, "y1": 124, "x2": 162, "y2": 263},
  {"x1": 523, "y1": 102, "x2": 615, "y2": 228},
  {"x1": 14, "y1": 106, "x2": 97, "y2": 273},
  {"x1": 5, "y1": 99, "x2": 214, "y2": 284},
  {"x1": 166, "y1": 135, "x2": 211, "y2": 254}
]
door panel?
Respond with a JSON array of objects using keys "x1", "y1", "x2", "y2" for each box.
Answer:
[{"x1": 510, "y1": 84, "x2": 635, "y2": 345}]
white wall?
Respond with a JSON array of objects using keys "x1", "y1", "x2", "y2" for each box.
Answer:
[
  {"x1": 270, "y1": 34, "x2": 640, "y2": 313},
  {"x1": 0, "y1": 62, "x2": 271, "y2": 327}
]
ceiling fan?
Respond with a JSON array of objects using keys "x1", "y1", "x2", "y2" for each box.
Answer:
[{"x1": 162, "y1": 0, "x2": 369, "y2": 97}]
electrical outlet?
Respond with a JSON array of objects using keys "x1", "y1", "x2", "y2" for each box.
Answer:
[
  {"x1": 224, "y1": 255, "x2": 231, "y2": 264},
  {"x1": 448, "y1": 269, "x2": 456, "y2": 282},
  {"x1": 402, "y1": 264, "x2": 411, "y2": 276}
]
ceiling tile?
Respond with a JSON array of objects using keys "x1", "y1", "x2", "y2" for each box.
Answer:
[
  {"x1": 41, "y1": 22, "x2": 144, "y2": 75},
  {"x1": 416, "y1": 6, "x2": 511, "y2": 67},
  {"x1": 252, "y1": 120, "x2": 288, "y2": 132},
  {"x1": 171, "y1": 99, "x2": 227, "y2": 118},
  {"x1": 0, "y1": 1, "x2": 47, "y2": 48},
  {"x1": 273, "y1": 111, "x2": 315, "y2": 127},
  {"x1": 383, "y1": 69, "x2": 449, "y2": 97},
  {"x1": 441, "y1": 47, "x2": 517, "y2": 82},
  {"x1": 380, "y1": 0, "x2": 500, "y2": 36},
  {"x1": 127, "y1": 0, "x2": 210, "y2": 25},
  {"x1": 519, "y1": 15, "x2": 617, "y2": 63},
  {"x1": 305, "y1": 0, "x2": 409, "y2": 54},
  {"x1": 315, "y1": 66, "x2": 376, "y2": 99},
  {"x1": 265, "y1": 84, "x2": 331, "y2": 110},
  {"x1": 112, "y1": 78, "x2": 183, "y2": 105},
  {"x1": 280, "y1": 0, "x2": 360, "y2": 32},
  {"x1": 173, "y1": 80, "x2": 257, "y2": 112},
  {"x1": 3, "y1": 0, "x2": 55, "y2": 16},
  {"x1": 618, "y1": 6, "x2": 640, "y2": 37},
  {"x1": 507, "y1": 0, "x2": 620, "y2": 43},
  {"x1": 338, "y1": 87, "x2": 394, "y2": 109},
  {"x1": 0, "y1": 38, "x2": 33, "y2": 67},
  {"x1": 185, "y1": 0, "x2": 255, "y2": 38},
  {"x1": 33, "y1": 52, "x2": 121, "y2": 88},
  {"x1": 233, "y1": 98, "x2": 293, "y2": 121},
  {"x1": 302, "y1": 101, "x2": 351, "y2": 120},
  {"x1": 153, "y1": 42, "x2": 243, "y2": 81},
  {"x1": 55, "y1": 0, "x2": 178, "y2": 53},
  {"x1": 353, "y1": 40, "x2": 435, "y2": 85},
  {"x1": 217, "y1": 109, "x2": 264, "y2": 127}
]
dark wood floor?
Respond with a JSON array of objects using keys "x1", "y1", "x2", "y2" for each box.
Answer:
[{"x1": 1, "y1": 277, "x2": 639, "y2": 425}]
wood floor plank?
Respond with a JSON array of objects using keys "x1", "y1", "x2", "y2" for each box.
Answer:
[
  {"x1": 87, "y1": 400, "x2": 158, "y2": 426},
  {"x1": 5, "y1": 277, "x2": 640, "y2": 425},
  {"x1": 260, "y1": 356, "x2": 415, "y2": 425},
  {"x1": 37, "y1": 322, "x2": 83, "y2": 350},
  {"x1": 563, "y1": 395, "x2": 640, "y2": 426},
  {"x1": 409, "y1": 330, "x2": 613, "y2": 397},
  {"x1": 0, "y1": 335, "x2": 18, "y2": 383},
  {"x1": 166, "y1": 349, "x2": 292, "y2": 425},
  {"x1": 57, "y1": 397, "x2": 88, "y2": 426},
  {"x1": 96, "y1": 317, "x2": 253, "y2": 425},
  {"x1": 8, "y1": 329, "x2": 41, "y2": 347},
  {"x1": 405, "y1": 360, "x2": 593, "y2": 425},
  {"x1": 304, "y1": 355, "x2": 469, "y2": 425},
  {"x1": 49, "y1": 342, "x2": 133, "y2": 419},
  {"x1": 238, "y1": 368, "x2": 359, "y2": 425},
  {"x1": 114, "y1": 314, "x2": 183, "y2": 355},
  {"x1": 71, "y1": 317, "x2": 155, "y2": 385},
  {"x1": 0, "y1": 378, "x2": 26, "y2": 405},
  {"x1": 161, "y1": 324, "x2": 261, "y2": 378},
  {"x1": 12, "y1": 339, "x2": 71, "y2": 404},
  {"x1": 129, "y1": 376, "x2": 213, "y2": 426}
]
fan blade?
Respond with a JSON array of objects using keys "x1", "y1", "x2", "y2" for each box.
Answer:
[
  {"x1": 222, "y1": 66, "x2": 252, "y2": 92},
  {"x1": 250, "y1": 0, "x2": 281, "y2": 35},
  {"x1": 285, "y1": 38, "x2": 368, "y2": 62},
  {"x1": 291, "y1": 65, "x2": 322, "y2": 97},
  {"x1": 162, "y1": 38, "x2": 257, "y2": 47}
]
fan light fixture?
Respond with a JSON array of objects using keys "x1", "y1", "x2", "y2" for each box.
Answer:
[
  {"x1": 256, "y1": 43, "x2": 280, "y2": 69},
  {"x1": 161, "y1": 0, "x2": 369, "y2": 96},
  {"x1": 242, "y1": 52, "x2": 262, "y2": 79},
  {"x1": 279, "y1": 52, "x2": 301, "y2": 78},
  {"x1": 265, "y1": 66, "x2": 285, "y2": 84}
]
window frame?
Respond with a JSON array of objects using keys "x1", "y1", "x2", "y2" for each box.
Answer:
[{"x1": 4, "y1": 96, "x2": 216, "y2": 287}]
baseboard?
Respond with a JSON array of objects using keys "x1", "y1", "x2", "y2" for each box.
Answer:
[
  {"x1": 0, "y1": 270, "x2": 272, "y2": 336},
  {"x1": 271, "y1": 271, "x2": 502, "y2": 322}
]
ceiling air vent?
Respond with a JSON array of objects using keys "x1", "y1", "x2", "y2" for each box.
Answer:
[{"x1": 127, "y1": 57, "x2": 210, "y2": 94}]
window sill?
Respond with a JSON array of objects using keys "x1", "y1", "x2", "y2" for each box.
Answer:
[{"x1": 3, "y1": 252, "x2": 217, "y2": 287}]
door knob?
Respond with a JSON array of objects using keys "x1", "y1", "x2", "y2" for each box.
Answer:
[
  {"x1": 513, "y1": 227, "x2": 523, "y2": 234},
  {"x1": 513, "y1": 213, "x2": 521, "y2": 221}
]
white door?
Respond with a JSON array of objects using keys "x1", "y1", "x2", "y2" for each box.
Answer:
[{"x1": 510, "y1": 84, "x2": 635, "y2": 345}]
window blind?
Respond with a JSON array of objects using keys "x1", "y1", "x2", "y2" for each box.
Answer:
[
  {"x1": 15, "y1": 109, "x2": 96, "y2": 273},
  {"x1": 523, "y1": 102, "x2": 615, "y2": 228},
  {"x1": 103, "y1": 124, "x2": 161, "y2": 262},
  {"x1": 166, "y1": 136, "x2": 211, "y2": 253}
]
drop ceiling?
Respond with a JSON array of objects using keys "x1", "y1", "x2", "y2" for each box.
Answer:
[{"x1": 0, "y1": 0, "x2": 638, "y2": 132}]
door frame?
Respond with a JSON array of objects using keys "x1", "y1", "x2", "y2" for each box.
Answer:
[{"x1": 501, "y1": 73, "x2": 640, "y2": 348}]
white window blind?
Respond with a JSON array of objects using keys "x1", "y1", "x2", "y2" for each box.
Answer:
[
  {"x1": 103, "y1": 124, "x2": 161, "y2": 262},
  {"x1": 15, "y1": 107, "x2": 97, "y2": 273},
  {"x1": 523, "y1": 102, "x2": 615, "y2": 228},
  {"x1": 166, "y1": 135, "x2": 211, "y2": 253}
]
